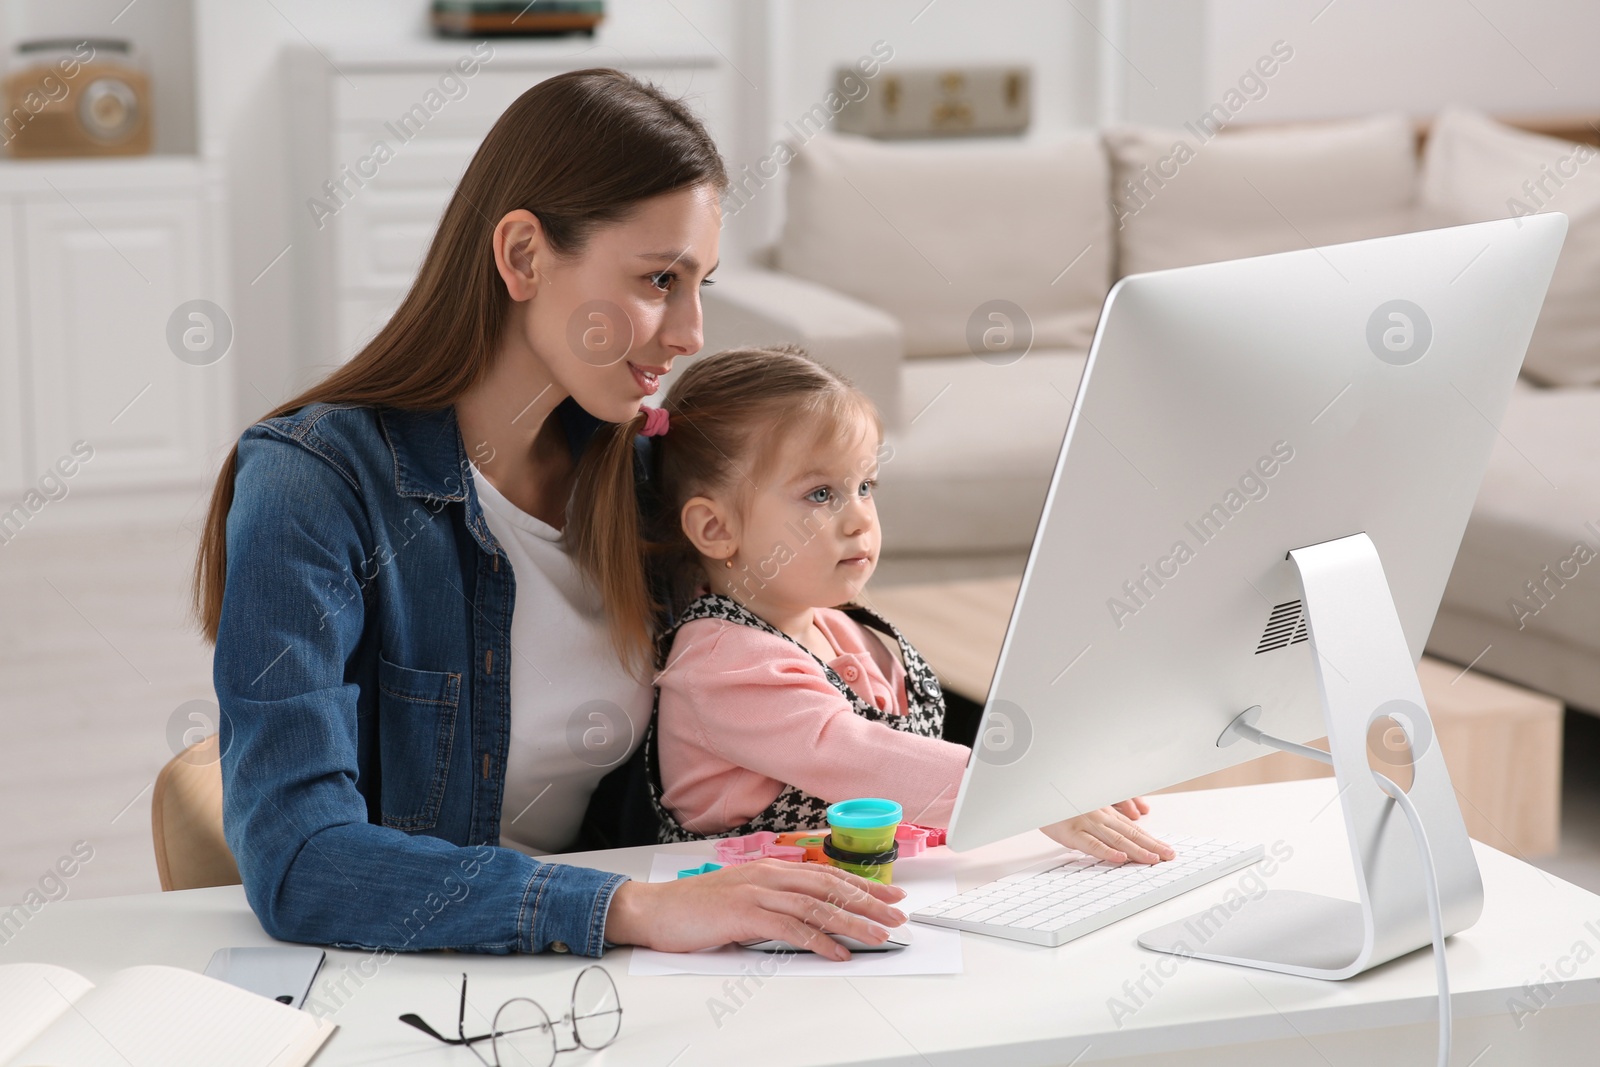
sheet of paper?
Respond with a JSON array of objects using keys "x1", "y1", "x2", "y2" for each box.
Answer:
[{"x1": 628, "y1": 852, "x2": 963, "y2": 977}]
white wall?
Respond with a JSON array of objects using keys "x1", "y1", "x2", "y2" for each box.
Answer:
[
  {"x1": 1100, "y1": 0, "x2": 1600, "y2": 129},
  {"x1": 1203, "y1": 0, "x2": 1600, "y2": 126},
  {"x1": 1118, "y1": 0, "x2": 1209, "y2": 127}
]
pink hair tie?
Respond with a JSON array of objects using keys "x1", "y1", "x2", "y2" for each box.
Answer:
[{"x1": 639, "y1": 405, "x2": 670, "y2": 437}]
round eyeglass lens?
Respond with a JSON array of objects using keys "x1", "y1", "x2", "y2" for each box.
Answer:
[
  {"x1": 491, "y1": 996, "x2": 556, "y2": 1067},
  {"x1": 571, "y1": 966, "x2": 622, "y2": 1049}
]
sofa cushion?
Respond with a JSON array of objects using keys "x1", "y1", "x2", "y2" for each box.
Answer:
[
  {"x1": 1103, "y1": 114, "x2": 1419, "y2": 277},
  {"x1": 874, "y1": 349, "x2": 1088, "y2": 553},
  {"x1": 1434, "y1": 384, "x2": 1600, "y2": 711},
  {"x1": 1419, "y1": 108, "x2": 1600, "y2": 388},
  {"x1": 776, "y1": 131, "x2": 1111, "y2": 360}
]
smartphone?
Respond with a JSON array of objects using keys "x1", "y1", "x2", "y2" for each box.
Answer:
[{"x1": 203, "y1": 946, "x2": 326, "y2": 1009}]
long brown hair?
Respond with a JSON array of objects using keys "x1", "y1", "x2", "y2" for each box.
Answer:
[
  {"x1": 566, "y1": 344, "x2": 882, "y2": 678},
  {"x1": 191, "y1": 68, "x2": 728, "y2": 644}
]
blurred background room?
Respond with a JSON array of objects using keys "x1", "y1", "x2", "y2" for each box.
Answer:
[{"x1": 2, "y1": 0, "x2": 1598, "y2": 911}]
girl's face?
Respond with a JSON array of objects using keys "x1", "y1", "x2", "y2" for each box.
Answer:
[
  {"x1": 717, "y1": 416, "x2": 885, "y2": 613},
  {"x1": 502, "y1": 183, "x2": 722, "y2": 423}
]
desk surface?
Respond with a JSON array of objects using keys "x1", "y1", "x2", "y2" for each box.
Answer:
[{"x1": 4, "y1": 779, "x2": 1597, "y2": 1066}]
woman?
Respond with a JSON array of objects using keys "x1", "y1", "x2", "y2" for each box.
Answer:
[{"x1": 193, "y1": 68, "x2": 905, "y2": 962}]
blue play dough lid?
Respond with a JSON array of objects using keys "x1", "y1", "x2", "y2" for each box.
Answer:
[{"x1": 826, "y1": 798, "x2": 903, "y2": 828}]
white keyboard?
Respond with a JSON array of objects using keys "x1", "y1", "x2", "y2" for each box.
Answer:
[{"x1": 912, "y1": 834, "x2": 1264, "y2": 947}]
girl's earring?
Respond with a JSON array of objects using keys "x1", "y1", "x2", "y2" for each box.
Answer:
[{"x1": 724, "y1": 557, "x2": 734, "y2": 569}]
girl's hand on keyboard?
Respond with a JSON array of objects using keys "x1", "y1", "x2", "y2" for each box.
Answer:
[
  {"x1": 1112, "y1": 796, "x2": 1152, "y2": 821},
  {"x1": 1039, "y1": 805, "x2": 1176, "y2": 864}
]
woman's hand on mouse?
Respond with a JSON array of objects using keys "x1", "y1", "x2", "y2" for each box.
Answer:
[
  {"x1": 602, "y1": 857, "x2": 908, "y2": 961},
  {"x1": 1040, "y1": 801, "x2": 1175, "y2": 864}
]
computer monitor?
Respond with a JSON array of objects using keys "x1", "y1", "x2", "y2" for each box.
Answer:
[
  {"x1": 940, "y1": 211, "x2": 1568, "y2": 985},
  {"x1": 940, "y1": 207, "x2": 1568, "y2": 979},
  {"x1": 934, "y1": 211, "x2": 1568, "y2": 991},
  {"x1": 943, "y1": 213, "x2": 1567, "y2": 979},
  {"x1": 934, "y1": 212, "x2": 1568, "y2": 991}
]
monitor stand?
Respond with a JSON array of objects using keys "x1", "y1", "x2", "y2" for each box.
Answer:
[{"x1": 1136, "y1": 532, "x2": 1484, "y2": 979}]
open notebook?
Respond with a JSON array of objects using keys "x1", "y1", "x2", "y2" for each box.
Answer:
[{"x1": 0, "y1": 962, "x2": 337, "y2": 1067}]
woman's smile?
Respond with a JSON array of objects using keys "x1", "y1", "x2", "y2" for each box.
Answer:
[{"x1": 628, "y1": 360, "x2": 667, "y2": 396}]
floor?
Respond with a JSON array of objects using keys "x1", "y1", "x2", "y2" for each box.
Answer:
[{"x1": 3, "y1": 528, "x2": 1598, "y2": 907}]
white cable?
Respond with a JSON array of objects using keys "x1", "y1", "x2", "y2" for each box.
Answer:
[{"x1": 1373, "y1": 770, "x2": 1450, "y2": 1067}]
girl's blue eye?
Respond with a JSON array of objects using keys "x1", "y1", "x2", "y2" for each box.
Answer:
[
  {"x1": 805, "y1": 487, "x2": 832, "y2": 505},
  {"x1": 859, "y1": 478, "x2": 876, "y2": 497}
]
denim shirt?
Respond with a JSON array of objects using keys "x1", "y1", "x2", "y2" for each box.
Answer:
[{"x1": 214, "y1": 398, "x2": 647, "y2": 957}]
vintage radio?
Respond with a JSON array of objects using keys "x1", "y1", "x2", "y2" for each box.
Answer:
[{"x1": 2, "y1": 38, "x2": 151, "y2": 158}]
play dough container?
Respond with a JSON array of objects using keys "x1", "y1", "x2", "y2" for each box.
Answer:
[
  {"x1": 826, "y1": 798, "x2": 903, "y2": 854},
  {"x1": 822, "y1": 835, "x2": 899, "y2": 884}
]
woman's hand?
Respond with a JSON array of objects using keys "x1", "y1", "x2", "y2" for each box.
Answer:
[
  {"x1": 603, "y1": 858, "x2": 909, "y2": 961},
  {"x1": 1041, "y1": 798, "x2": 1174, "y2": 864}
]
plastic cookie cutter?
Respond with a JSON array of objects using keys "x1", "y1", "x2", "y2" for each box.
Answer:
[
  {"x1": 775, "y1": 831, "x2": 831, "y2": 864},
  {"x1": 676, "y1": 862, "x2": 724, "y2": 879},
  {"x1": 895, "y1": 823, "x2": 947, "y2": 855},
  {"x1": 713, "y1": 831, "x2": 806, "y2": 866},
  {"x1": 893, "y1": 824, "x2": 931, "y2": 857}
]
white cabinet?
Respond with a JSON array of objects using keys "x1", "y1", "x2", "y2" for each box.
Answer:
[
  {"x1": 0, "y1": 157, "x2": 230, "y2": 503},
  {"x1": 23, "y1": 195, "x2": 210, "y2": 488},
  {"x1": 286, "y1": 38, "x2": 729, "y2": 365}
]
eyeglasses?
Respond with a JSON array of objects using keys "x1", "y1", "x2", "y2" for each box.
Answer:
[{"x1": 399, "y1": 964, "x2": 623, "y2": 1067}]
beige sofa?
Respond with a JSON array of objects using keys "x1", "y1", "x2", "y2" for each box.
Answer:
[{"x1": 701, "y1": 108, "x2": 1600, "y2": 714}]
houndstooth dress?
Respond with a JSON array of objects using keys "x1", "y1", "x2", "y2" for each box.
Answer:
[{"x1": 644, "y1": 591, "x2": 947, "y2": 844}]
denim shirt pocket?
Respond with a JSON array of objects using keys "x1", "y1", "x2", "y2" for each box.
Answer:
[{"x1": 376, "y1": 652, "x2": 462, "y2": 832}]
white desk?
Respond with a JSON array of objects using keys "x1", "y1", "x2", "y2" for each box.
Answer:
[{"x1": 4, "y1": 779, "x2": 1597, "y2": 1066}]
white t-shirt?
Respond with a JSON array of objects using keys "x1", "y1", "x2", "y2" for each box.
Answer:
[{"x1": 469, "y1": 461, "x2": 653, "y2": 856}]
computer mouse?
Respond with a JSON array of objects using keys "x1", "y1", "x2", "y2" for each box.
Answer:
[{"x1": 740, "y1": 926, "x2": 913, "y2": 953}]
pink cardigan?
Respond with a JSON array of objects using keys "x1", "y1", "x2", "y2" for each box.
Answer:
[{"x1": 654, "y1": 606, "x2": 971, "y2": 834}]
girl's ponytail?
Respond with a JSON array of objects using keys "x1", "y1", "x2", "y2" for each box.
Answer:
[{"x1": 566, "y1": 410, "x2": 657, "y2": 680}]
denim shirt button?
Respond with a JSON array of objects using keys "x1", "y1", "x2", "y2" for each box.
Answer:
[{"x1": 551, "y1": 941, "x2": 570, "y2": 953}]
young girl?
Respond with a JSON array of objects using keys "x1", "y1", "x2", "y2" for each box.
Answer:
[{"x1": 568, "y1": 345, "x2": 1174, "y2": 864}]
